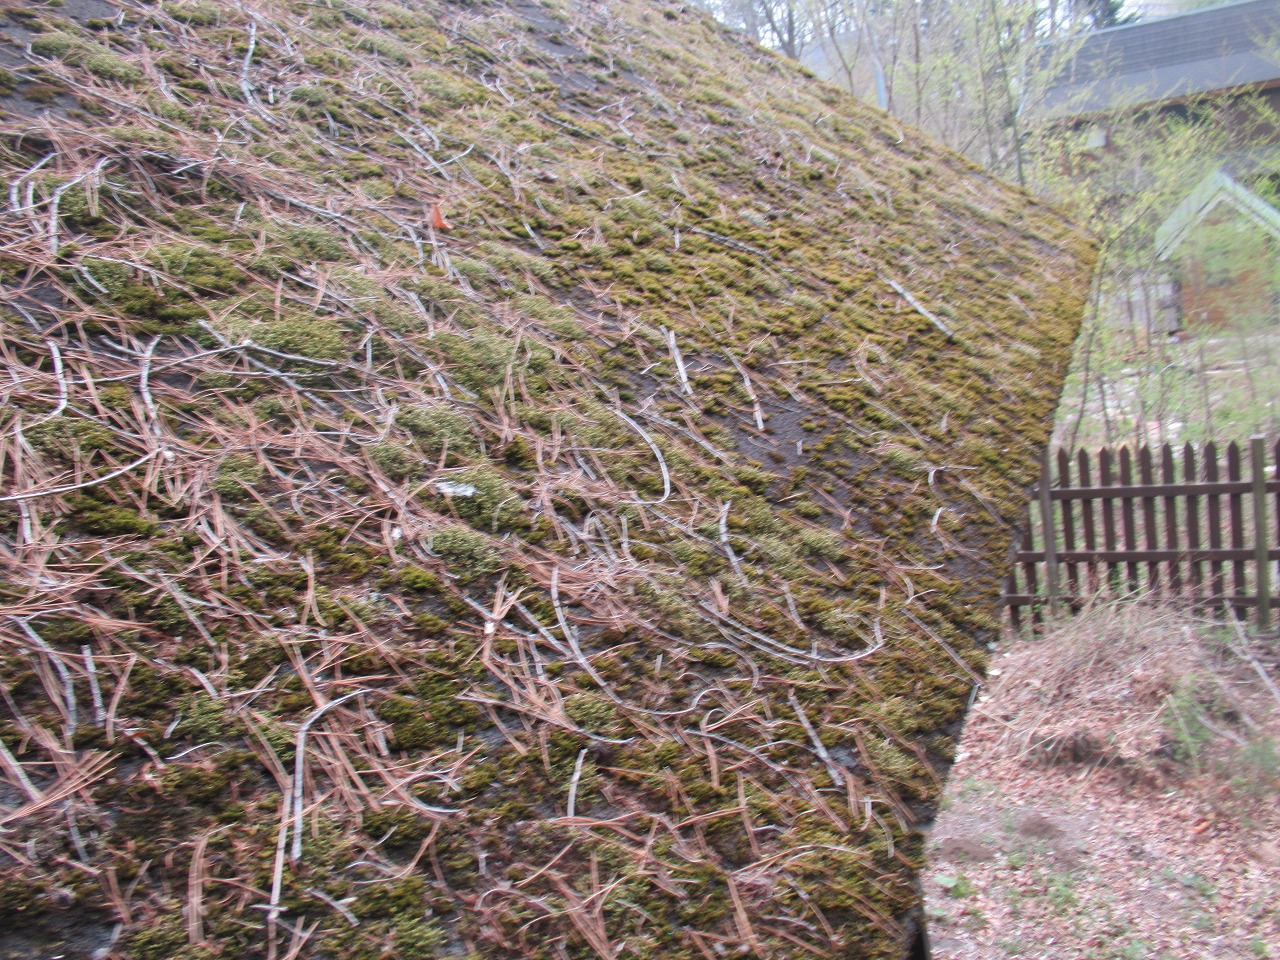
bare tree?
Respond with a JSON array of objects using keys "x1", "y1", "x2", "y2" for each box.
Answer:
[{"x1": 702, "y1": 0, "x2": 1109, "y2": 182}]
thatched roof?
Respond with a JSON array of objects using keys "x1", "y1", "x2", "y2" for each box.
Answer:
[{"x1": 0, "y1": 1, "x2": 1093, "y2": 958}]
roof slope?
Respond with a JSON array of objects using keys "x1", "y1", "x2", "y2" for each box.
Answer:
[
  {"x1": 1155, "y1": 167, "x2": 1280, "y2": 257},
  {"x1": 0, "y1": 1, "x2": 1093, "y2": 958},
  {"x1": 1045, "y1": 0, "x2": 1280, "y2": 115}
]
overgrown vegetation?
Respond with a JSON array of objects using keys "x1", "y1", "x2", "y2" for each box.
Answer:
[{"x1": 1035, "y1": 95, "x2": 1280, "y2": 448}]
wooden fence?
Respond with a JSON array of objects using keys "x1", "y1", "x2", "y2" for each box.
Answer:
[{"x1": 1004, "y1": 437, "x2": 1279, "y2": 630}]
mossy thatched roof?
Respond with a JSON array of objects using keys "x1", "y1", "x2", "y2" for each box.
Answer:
[{"x1": 0, "y1": 1, "x2": 1093, "y2": 958}]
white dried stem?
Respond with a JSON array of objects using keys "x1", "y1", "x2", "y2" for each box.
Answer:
[
  {"x1": 727, "y1": 354, "x2": 765, "y2": 430},
  {"x1": 718, "y1": 502, "x2": 748, "y2": 586},
  {"x1": 663, "y1": 325, "x2": 693, "y2": 395},
  {"x1": 613, "y1": 409, "x2": 670, "y2": 504},
  {"x1": 882, "y1": 273, "x2": 954, "y2": 340},
  {"x1": 566, "y1": 747, "x2": 588, "y2": 817}
]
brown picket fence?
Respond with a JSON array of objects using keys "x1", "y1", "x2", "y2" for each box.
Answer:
[{"x1": 1005, "y1": 438, "x2": 1279, "y2": 630}]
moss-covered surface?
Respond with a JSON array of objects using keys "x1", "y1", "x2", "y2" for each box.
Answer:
[{"x1": 0, "y1": 0, "x2": 1094, "y2": 957}]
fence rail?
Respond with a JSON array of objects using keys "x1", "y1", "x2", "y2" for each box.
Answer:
[{"x1": 1004, "y1": 437, "x2": 1278, "y2": 630}]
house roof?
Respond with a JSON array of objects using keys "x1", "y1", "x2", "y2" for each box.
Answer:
[
  {"x1": 1045, "y1": 0, "x2": 1280, "y2": 116},
  {"x1": 1156, "y1": 167, "x2": 1280, "y2": 257},
  {"x1": 0, "y1": 0, "x2": 1095, "y2": 958}
]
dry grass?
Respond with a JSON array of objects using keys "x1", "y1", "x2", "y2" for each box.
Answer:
[
  {"x1": 925, "y1": 601, "x2": 1280, "y2": 960},
  {"x1": 983, "y1": 602, "x2": 1210, "y2": 771}
]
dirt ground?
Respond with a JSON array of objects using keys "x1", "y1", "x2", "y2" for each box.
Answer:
[{"x1": 922, "y1": 603, "x2": 1280, "y2": 960}]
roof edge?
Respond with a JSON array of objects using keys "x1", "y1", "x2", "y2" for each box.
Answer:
[
  {"x1": 1156, "y1": 168, "x2": 1280, "y2": 258},
  {"x1": 1078, "y1": 0, "x2": 1280, "y2": 39}
]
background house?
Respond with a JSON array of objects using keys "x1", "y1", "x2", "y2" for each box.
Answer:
[
  {"x1": 1045, "y1": 0, "x2": 1280, "y2": 119},
  {"x1": 1155, "y1": 162, "x2": 1280, "y2": 326},
  {"x1": 1044, "y1": 0, "x2": 1280, "y2": 331}
]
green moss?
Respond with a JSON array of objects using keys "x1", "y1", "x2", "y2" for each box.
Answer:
[
  {"x1": 0, "y1": 1, "x2": 1095, "y2": 955},
  {"x1": 85, "y1": 52, "x2": 143, "y2": 84},
  {"x1": 92, "y1": 277, "x2": 204, "y2": 334},
  {"x1": 396, "y1": 565, "x2": 442, "y2": 593},
  {"x1": 408, "y1": 66, "x2": 487, "y2": 107},
  {"x1": 368, "y1": 441, "x2": 418, "y2": 481},
  {"x1": 796, "y1": 527, "x2": 844, "y2": 560},
  {"x1": 63, "y1": 493, "x2": 160, "y2": 538},
  {"x1": 433, "y1": 466, "x2": 521, "y2": 530},
  {"x1": 429, "y1": 525, "x2": 502, "y2": 581},
  {"x1": 29, "y1": 32, "x2": 78, "y2": 59},
  {"x1": 284, "y1": 225, "x2": 347, "y2": 261},
  {"x1": 26, "y1": 416, "x2": 118, "y2": 462},
  {"x1": 124, "y1": 914, "x2": 192, "y2": 960},
  {"x1": 289, "y1": 84, "x2": 330, "y2": 107},
  {"x1": 164, "y1": 1, "x2": 221, "y2": 25},
  {"x1": 393, "y1": 916, "x2": 447, "y2": 958},
  {"x1": 353, "y1": 33, "x2": 415, "y2": 65},
  {"x1": 21, "y1": 82, "x2": 63, "y2": 104},
  {"x1": 254, "y1": 317, "x2": 346, "y2": 360},
  {"x1": 149, "y1": 245, "x2": 247, "y2": 293},
  {"x1": 160, "y1": 763, "x2": 229, "y2": 805},
  {"x1": 362, "y1": 807, "x2": 434, "y2": 849},
  {"x1": 436, "y1": 330, "x2": 559, "y2": 397},
  {"x1": 564, "y1": 692, "x2": 622, "y2": 735},
  {"x1": 211, "y1": 454, "x2": 263, "y2": 500},
  {"x1": 174, "y1": 692, "x2": 234, "y2": 741}
]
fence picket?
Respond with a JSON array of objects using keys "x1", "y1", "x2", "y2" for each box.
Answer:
[
  {"x1": 1252, "y1": 438, "x2": 1271, "y2": 629},
  {"x1": 1078, "y1": 448, "x2": 1098, "y2": 596},
  {"x1": 1119, "y1": 447, "x2": 1140, "y2": 592},
  {"x1": 1021, "y1": 512, "x2": 1039, "y2": 624},
  {"x1": 1162, "y1": 444, "x2": 1181, "y2": 594},
  {"x1": 1228, "y1": 443, "x2": 1247, "y2": 620},
  {"x1": 1177, "y1": 448, "x2": 1198, "y2": 604},
  {"x1": 1005, "y1": 439, "x2": 1277, "y2": 629},
  {"x1": 1274, "y1": 440, "x2": 1280, "y2": 557},
  {"x1": 1183, "y1": 442, "x2": 1201, "y2": 601},
  {"x1": 1206, "y1": 441, "x2": 1224, "y2": 603},
  {"x1": 1100, "y1": 447, "x2": 1119, "y2": 593},
  {"x1": 1059, "y1": 448, "x2": 1078, "y2": 603},
  {"x1": 1139, "y1": 445, "x2": 1159, "y2": 591},
  {"x1": 1039, "y1": 452, "x2": 1061, "y2": 617}
]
